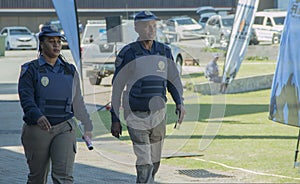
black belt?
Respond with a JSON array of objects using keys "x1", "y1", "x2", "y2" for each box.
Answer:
[{"x1": 132, "y1": 111, "x2": 151, "y2": 114}]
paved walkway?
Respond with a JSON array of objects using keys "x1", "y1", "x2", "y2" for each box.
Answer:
[{"x1": 0, "y1": 100, "x2": 237, "y2": 183}]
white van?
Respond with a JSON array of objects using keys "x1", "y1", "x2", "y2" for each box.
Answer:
[
  {"x1": 252, "y1": 11, "x2": 286, "y2": 44},
  {"x1": 80, "y1": 20, "x2": 138, "y2": 85}
]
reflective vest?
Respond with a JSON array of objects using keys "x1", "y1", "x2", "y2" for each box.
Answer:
[{"x1": 32, "y1": 59, "x2": 75, "y2": 124}]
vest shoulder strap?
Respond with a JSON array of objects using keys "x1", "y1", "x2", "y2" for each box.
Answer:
[
  {"x1": 30, "y1": 59, "x2": 46, "y2": 73},
  {"x1": 129, "y1": 42, "x2": 143, "y2": 56},
  {"x1": 59, "y1": 55, "x2": 76, "y2": 76},
  {"x1": 62, "y1": 61, "x2": 75, "y2": 76},
  {"x1": 157, "y1": 42, "x2": 166, "y2": 56},
  {"x1": 30, "y1": 59, "x2": 39, "y2": 68}
]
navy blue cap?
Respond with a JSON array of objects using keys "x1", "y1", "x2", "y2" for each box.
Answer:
[
  {"x1": 38, "y1": 25, "x2": 62, "y2": 39},
  {"x1": 134, "y1": 11, "x2": 160, "y2": 22}
]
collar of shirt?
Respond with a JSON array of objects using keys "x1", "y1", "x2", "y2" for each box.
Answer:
[
  {"x1": 136, "y1": 40, "x2": 159, "y2": 55},
  {"x1": 38, "y1": 56, "x2": 64, "y2": 73}
]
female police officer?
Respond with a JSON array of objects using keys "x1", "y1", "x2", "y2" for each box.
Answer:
[
  {"x1": 18, "y1": 25, "x2": 93, "y2": 184},
  {"x1": 110, "y1": 11, "x2": 185, "y2": 183}
]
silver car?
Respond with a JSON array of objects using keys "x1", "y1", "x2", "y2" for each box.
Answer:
[
  {"x1": 165, "y1": 16, "x2": 204, "y2": 41},
  {"x1": 204, "y1": 14, "x2": 234, "y2": 47},
  {"x1": 0, "y1": 26, "x2": 37, "y2": 50}
]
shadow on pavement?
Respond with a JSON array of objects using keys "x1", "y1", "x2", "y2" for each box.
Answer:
[
  {"x1": 0, "y1": 148, "x2": 136, "y2": 184},
  {"x1": 0, "y1": 102, "x2": 136, "y2": 183}
]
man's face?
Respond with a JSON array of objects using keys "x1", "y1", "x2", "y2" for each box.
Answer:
[{"x1": 135, "y1": 20, "x2": 157, "y2": 41}]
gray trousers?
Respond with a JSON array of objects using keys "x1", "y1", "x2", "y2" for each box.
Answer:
[
  {"x1": 21, "y1": 120, "x2": 76, "y2": 184},
  {"x1": 126, "y1": 109, "x2": 166, "y2": 184}
]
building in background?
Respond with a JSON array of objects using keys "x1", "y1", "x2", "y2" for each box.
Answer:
[
  {"x1": 0, "y1": 0, "x2": 280, "y2": 33},
  {"x1": 276, "y1": 0, "x2": 289, "y2": 10}
]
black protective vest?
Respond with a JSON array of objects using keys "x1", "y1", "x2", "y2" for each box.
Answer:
[
  {"x1": 32, "y1": 59, "x2": 75, "y2": 124},
  {"x1": 125, "y1": 42, "x2": 168, "y2": 111}
]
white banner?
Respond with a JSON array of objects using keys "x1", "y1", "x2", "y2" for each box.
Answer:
[
  {"x1": 52, "y1": 0, "x2": 81, "y2": 73},
  {"x1": 222, "y1": 0, "x2": 259, "y2": 84},
  {"x1": 269, "y1": 0, "x2": 300, "y2": 127}
]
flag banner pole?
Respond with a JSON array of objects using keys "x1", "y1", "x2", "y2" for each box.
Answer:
[
  {"x1": 52, "y1": 0, "x2": 84, "y2": 94},
  {"x1": 294, "y1": 129, "x2": 300, "y2": 168},
  {"x1": 221, "y1": 0, "x2": 259, "y2": 93}
]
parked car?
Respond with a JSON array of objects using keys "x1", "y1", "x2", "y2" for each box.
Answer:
[
  {"x1": 204, "y1": 14, "x2": 234, "y2": 47},
  {"x1": 252, "y1": 11, "x2": 286, "y2": 44},
  {"x1": 165, "y1": 16, "x2": 204, "y2": 41},
  {"x1": 157, "y1": 22, "x2": 196, "y2": 75},
  {"x1": 196, "y1": 6, "x2": 217, "y2": 28},
  {"x1": 204, "y1": 14, "x2": 259, "y2": 47},
  {"x1": 47, "y1": 20, "x2": 83, "y2": 34},
  {"x1": 0, "y1": 26, "x2": 37, "y2": 50}
]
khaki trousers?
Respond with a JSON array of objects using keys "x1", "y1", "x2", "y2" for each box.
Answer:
[
  {"x1": 21, "y1": 120, "x2": 76, "y2": 184},
  {"x1": 126, "y1": 109, "x2": 166, "y2": 184}
]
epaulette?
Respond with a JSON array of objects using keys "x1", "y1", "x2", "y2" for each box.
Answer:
[
  {"x1": 157, "y1": 42, "x2": 166, "y2": 56},
  {"x1": 118, "y1": 45, "x2": 131, "y2": 58},
  {"x1": 115, "y1": 45, "x2": 131, "y2": 67},
  {"x1": 20, "y1": 62, "x2": 31, "y2": 78},
  {"x1": 30, "y1": 59, "x2": 47, "y2": 73},
  {"x1": 129, "y1": 42, "x2": 143, "y2": 56}
]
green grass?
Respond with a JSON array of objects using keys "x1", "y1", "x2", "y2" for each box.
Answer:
[{"x1": 169, "y1": 90, "x2": 300, "y2": 183}]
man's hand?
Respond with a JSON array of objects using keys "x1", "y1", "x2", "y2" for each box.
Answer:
[
  {"x1": 111, "y1": 122, "x2": 122, "y2": 138},
  {"x1": 84, "y1": 131, "x2": 93, "y2": 140},
  {"x1": 175, "y1": 104, "x2": 186, "y2": 125},
  {"x1": 83, "y1": 131, "x2": 93, "y2": 150},
  {"x1": 37, "y1": 116, "x2": 51, "y2": 131}
]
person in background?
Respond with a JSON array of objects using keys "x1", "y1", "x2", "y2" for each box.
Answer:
[
  {"x1": 204, "y1": 53, "x2": 222, "y2": 83},
  {"x1": 18, "y1": 25, "x2": 93, "y2": 184},
  {"x1": 35, "y1": 24, "x2": 44, "y2": 52},
  {"x1": 110, "y1": 11, "x2": 185, "y2": 184}
]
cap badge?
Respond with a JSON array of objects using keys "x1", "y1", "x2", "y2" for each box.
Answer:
[
  {"x1": 50, "y1": 25, "x2": 58, "y2": 32},
  {"x1": 145, "y1": 11, "x2": 153, "y2": 16}
]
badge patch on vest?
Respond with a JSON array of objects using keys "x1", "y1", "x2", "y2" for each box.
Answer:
[
  {"x1": 157, "y1": 61, "x2": 165, "y2": 72},
  {"x1": 41, "y1": 76, "x2": 49, "y2": 87}
]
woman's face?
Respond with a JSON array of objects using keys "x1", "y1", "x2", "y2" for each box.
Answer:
[
  {"x1": 135, "y1": 20, "x2": 157, "y2": 41},
  {"x1": 40, "y1": 36, "x2": 62, "y2": 58}
]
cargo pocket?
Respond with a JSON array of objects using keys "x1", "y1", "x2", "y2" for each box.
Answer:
[{"x1": 68, "y1": 121, "x2": 77, "y2": 153}]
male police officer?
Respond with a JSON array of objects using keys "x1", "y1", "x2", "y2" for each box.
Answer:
[
  {"x1": 18, "y1": 25, "x2": 93, "y2": 184},
  {"x1": 110, "y1": 11, "x2": 185, "y2": 183}
]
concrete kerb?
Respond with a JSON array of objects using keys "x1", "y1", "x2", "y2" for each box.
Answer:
[{"x1": 193, "y1": 73, "x2": 274, "y2": 95}]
